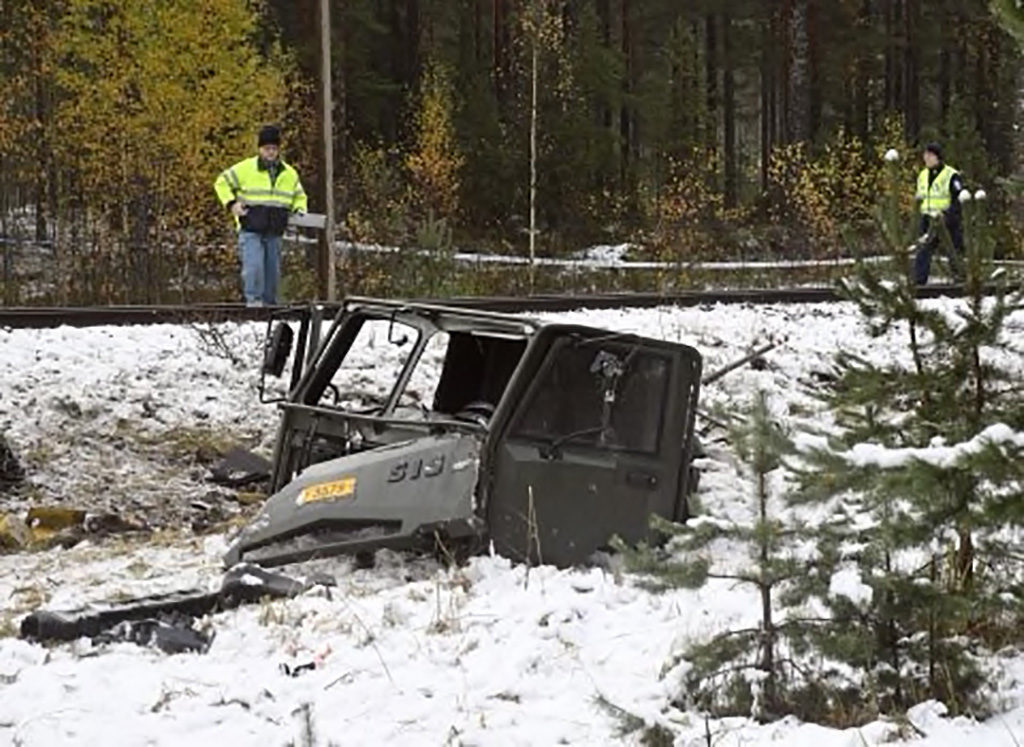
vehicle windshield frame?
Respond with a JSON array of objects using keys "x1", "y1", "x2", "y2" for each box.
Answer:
[{"x1": 296, "y1": 301, "x2": 538, "y2": 423}]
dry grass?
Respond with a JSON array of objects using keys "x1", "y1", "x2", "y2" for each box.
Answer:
[{"x1": 1, "y1": 584, "x2": 52, "y2": 638}]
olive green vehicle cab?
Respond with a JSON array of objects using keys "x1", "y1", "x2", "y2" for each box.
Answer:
[{"x1": 225, "y1": 298, "x2": 702, "y2": 569}]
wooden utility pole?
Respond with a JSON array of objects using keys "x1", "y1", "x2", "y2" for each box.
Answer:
[{"x1": 319, "y1": 0, "x2": 336, "y2": 300}]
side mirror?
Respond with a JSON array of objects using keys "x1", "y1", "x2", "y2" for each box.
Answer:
[{"x1": 262, "y1": 322, "x2": 294, "y2": 377}]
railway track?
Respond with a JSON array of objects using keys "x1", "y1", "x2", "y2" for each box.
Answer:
[{"x1": 0, "y1": 283, "x2": 989, "y2": 328}]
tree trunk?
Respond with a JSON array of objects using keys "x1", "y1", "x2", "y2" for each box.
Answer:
[
  {"x1": 473, "y1": 0, "x2": 482, "y2": 64},
  {"x1": 757, "y1": 470, "x2": 777, "y2": 713},
  {"x1": 786, "y1": 0, "x2": 810, "y2": 142},
  {"x1": 315, "y1": 0, "x2": 332, "y2": 297},
  {"x1": 769, "y1": 4, "x2": 779, "y2": 151},
  {"x1": 939, "y1": 47, "x2": 951, "y2": 125},
  {"x1": 979, "y1": 35, "x2": 992, "y2": 161},
  {"x1": 336, "y1": 0, "x2": 347, "y2": 165},
  {"x1": 694, "y1": 19, "x2": 704, "y2": 145},
  {"x1": 529, "y1": 19, "x2": 537, "y2": 290},
  {"x1": 904, "y1": 0, "x2": 920, "y2": 141},
  {"x1": 884, "y1": 0, "x2": 900, "y2": 112},
  {"x1": 928, "y1": 555, "x2": 938, "y2": 694},
  {"x1": 791, "y1": 0, "x2": 807, "y2": 142},
  {"x1": 406, "y1": 0, "x2": 421, "y2": 82},
  {"x1": 990, "y1": 26, "x2": 1015, "y2": 173},
  {"x1": 597, "y1": 0, "x2": 612, "y2": 130},
  {"x1": 705, "y1": 13, "x2": 717, "y2": 145},
  {"x1": 723, "y1": 12, "x2": 737, "y2": 208},
  {"x1": 621, "y1": 0, "x2": 633, "y2": 179},
  {"x1": 760, "y1": 13, "x2": 773, "y2": 194},
  {"x1": 34, "y1": 39, "x2": 47, "y2": 243},
  {"x1": 807, "y1": 0, "x2": 821, "y2": 142},
  {"x1": 493, "y1": 0, "x2": 505, "y2": 102},
  {"x1": 854, "y1": 0, "x2": 871, "y2": 139},
  {"x1": 957, "y1": 519, "x2": 974, "y2": 590},
  {"x1": 955, "y1": 9, "x2": 968, "y2": 101},
  {"x1": 884, "y1": 549, "x2": 905, "y2": 707},
  {"x1": 780, "y1": 0, "x2": 792, "y2": 142}
]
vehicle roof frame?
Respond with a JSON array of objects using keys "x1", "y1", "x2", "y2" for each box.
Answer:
[{"x1": 293, "y1": 298, "x2": 541, "y2": 419}]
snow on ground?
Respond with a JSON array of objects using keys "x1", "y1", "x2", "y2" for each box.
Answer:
[{"x1": 1, "y1": 300, "x2": 1023, "y2": 746}]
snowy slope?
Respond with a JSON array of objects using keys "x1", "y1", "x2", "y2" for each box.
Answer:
[{"x1": 1, "y1": 300, "x2": 1022, "y2": 746}]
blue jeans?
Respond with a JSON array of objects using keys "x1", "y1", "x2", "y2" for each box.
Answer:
[{"x1": 238, "y1": 231, "x2": 281, "y2": 305}]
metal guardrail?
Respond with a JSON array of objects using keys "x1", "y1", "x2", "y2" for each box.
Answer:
[{"x1": 0, "y1": 283, "x2": 994, "y2": 329}]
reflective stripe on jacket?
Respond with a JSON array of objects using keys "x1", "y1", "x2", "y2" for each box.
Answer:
[
  {"x1": 214, "y1": 157, "x2": 308, "y2": 236},
  {"x1": 916, "y1": 164, "x2": 958, "y2": 215}
]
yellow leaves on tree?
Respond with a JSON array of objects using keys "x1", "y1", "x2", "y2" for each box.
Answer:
[
  {"x1": 345, "y1": 142, "x2": 409, "y2": 244},
  {"x1": 0, "y1": 3, "x2": 50, "y2": 171},
  {"x1": 643, "y1": 147, "x2": 751, "y2": 261},
  {"x1": 405, "y1": 61, "x2": 463, "y2": 222},
  {"x1": 767, "y1": 124, "x2": 914, "y2": 254},
  {"x1": 347, "y1": 63, "x2": 463, "y2": 248},
  {"x1": 49, "y1": 0, "x2": 292, "y2": 233}
]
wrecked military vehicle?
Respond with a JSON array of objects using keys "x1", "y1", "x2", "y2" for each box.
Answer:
[
  {"x1": 229, "y1": 297, "x2": 703, "y2": 569},
  {"x1": 20, "y1": 298, "x2": 704, "y2": 644}
]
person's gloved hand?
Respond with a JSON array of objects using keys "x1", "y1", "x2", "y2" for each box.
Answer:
[{"x1": 230, "y1": 201, "x2": 248, "y2": 218}]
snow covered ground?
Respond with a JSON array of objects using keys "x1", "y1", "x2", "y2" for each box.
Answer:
[{"x1": 1, "y1": 300, "x2": 1023, "y2": 746}]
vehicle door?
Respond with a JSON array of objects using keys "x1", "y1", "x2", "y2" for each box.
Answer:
[{"x1": 485, "y1": 328, "x2": 701, "y2": 566}]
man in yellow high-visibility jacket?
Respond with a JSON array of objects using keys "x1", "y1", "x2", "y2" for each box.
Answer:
[
  {"x1": 913, "y1": 142, "x2": 966, "y2": 284},
  {"x1": 214, "y1": 125, "x2": 307, "y2": 306}
]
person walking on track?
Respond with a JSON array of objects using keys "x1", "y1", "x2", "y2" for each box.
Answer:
[
  {"x1": 913, "y1": 142, "x2": 967, "y2": 285},
  {"x1": 214, "y1": 125, "x2": 307, "y2": 306}
]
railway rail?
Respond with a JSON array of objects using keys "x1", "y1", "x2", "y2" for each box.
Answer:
[{"x1": 0, "y1": 282, "x2": 995, "y2": 329}]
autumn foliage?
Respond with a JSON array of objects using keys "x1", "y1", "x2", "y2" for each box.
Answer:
[
  {"x1": 1, "y1": 0, "x2": 292, "y2": 302},
  {"x1": 0, "y1": 0, "x2": 1021, "y2": 303}
]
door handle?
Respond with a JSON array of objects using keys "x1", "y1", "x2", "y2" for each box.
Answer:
[{"x1": 626, "y1": 470, "x2": 658, "y2": 490}]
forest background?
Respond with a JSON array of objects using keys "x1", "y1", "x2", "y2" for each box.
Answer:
[{"x1": 0, "y1": 0, "x2": 1021, "y2": 303}]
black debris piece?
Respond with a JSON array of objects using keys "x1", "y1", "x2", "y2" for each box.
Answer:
[
  {"x1": 209, "y1": 447, "x2": 272, "y2": 488},
  {"x1": 83, "y1": 512, "x2": 148, "y2": 536},
  {"x1": 0, "y1": 433, "x2": 25, "y2": 489},
  {"x1": 20, "y1": 564, "x2": 332, "y2": 647},
  {"x1": 95, "y1": 615, "x2": 213, "y2": 655},
  {"x1": 280, "y1": 661, "x2": 317, "y2": 677}
]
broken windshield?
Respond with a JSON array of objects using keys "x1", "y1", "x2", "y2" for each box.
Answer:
[
  {"x1": 319, "y1": 317, "x2": 419, "y2": 410},
  {"x1": 511, "y1": 340, "x2": 669, "y2": 454}
]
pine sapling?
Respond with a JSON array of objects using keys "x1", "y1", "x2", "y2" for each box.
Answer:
[
  {"x1": 615, "y1": 391, "x2": 811, "y2": 722},
  {"x1": 791, "y1": 175, "x2": 1024, "y2": 714}
]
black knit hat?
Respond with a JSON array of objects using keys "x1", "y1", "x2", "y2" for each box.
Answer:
[
  {"x1": 923, "y1": 142, "x2": 943, "y2": 160},
  {"x1": 258, "y1": 125, "x2": 281, "y2": 147}
]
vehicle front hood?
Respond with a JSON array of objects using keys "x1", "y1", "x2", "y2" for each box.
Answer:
[{"x1": 224, "y1": 431, "x2": 481, "y2": 567}]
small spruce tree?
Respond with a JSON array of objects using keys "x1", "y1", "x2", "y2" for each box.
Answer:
[{"x1": 617, "y1": 391, "x2": 828, "y2": 722}]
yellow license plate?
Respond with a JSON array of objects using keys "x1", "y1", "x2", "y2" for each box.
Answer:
[{"x1": 297, "y1": 477, "x2": 357, "y2": 505}]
